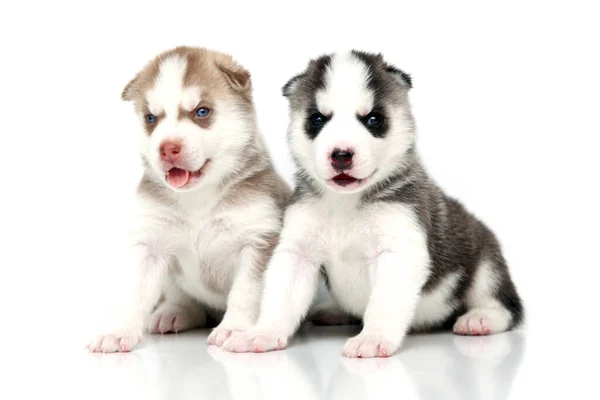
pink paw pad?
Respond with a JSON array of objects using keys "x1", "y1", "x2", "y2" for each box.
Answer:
[
  {"x1": 377, "y1": 347, "x2": 389, "y2": 357},
  {"x1": 454, "y1": 314, "x2": 492, "y2": 336},
  {"x1": 342, "y1": 336, "x2": 395, "y2": 358},
  {"x1": 208, "y1": 327, "x2": 237, "y2": 347},
  {"x1": 150, "y1": 313, "x2": 186, "y2": 334},
  {"x1": 87, "y1": 334, "x2": 141, "y2": 353},
  {"x1": 222, "y1": 332, "x2": 286, "y2": 353}
]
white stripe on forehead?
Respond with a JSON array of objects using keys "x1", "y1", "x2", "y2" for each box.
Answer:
[
  {"x1": 316, "y1": 52, "x2": 374, "y2": 116},
  {"x1": 146, "y1": 55, "x2": 201, "y2": 116}
]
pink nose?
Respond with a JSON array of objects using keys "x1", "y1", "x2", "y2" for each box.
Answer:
[{"x1": 160, "y1": 140, "x2": 182, "y2": 162}]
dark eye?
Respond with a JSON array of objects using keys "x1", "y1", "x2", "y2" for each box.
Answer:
[
  {"x1": 195, "y1": 107, "x2": 210, "y2": 118},
  {"x1": 366, "y1": 113, "x2": 384, "y2": 127},
  {"x1": 145, "y1": 114, "x2": 157, "y2": 123},
  {"x1": 309, "y1": 113, "x2": 326, "y2": 127}
]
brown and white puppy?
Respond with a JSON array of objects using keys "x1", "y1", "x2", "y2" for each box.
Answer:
[{"x1": 87, "y1": 47, "x2": 291, "y2": 352}]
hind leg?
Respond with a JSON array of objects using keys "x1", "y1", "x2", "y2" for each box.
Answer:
[
  {"x1": 148, "y1": 298, "x2": 206, "y2": 334},
  {"x1": 453, "y1": 308, "x2": 511, "y2": 336},
  {"x1": 148, "y1": 281, "x2": 206, "y2": 334},
  {"x1": 454, "y1": 259, "x2": 522, "y2": 336}
]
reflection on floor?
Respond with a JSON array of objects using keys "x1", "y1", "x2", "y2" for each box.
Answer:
[{"x1": 82, "y1": 325, "x2": 525, "y2": 400}]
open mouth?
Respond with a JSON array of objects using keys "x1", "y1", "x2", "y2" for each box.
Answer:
[
  {"x1": 328, "y1": 170, "x2": 376, "y2": 191},
  {"x1": 165, "y1": 160, "x2": 210, "y2": 188},
  {"x1": 331, "y1": 173, "x2": 360, "y2": 187}
]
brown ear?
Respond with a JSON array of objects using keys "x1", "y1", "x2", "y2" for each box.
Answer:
[
  {"x1": 121, "y1": 74, "x2": 139, "y2": 101},
  {"x1": 215, "y1": 56, "x2": 251, "y2": 91}
]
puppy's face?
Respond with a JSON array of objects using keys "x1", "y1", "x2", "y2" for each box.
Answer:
[
  {"x1": 283, "y1": 51, "x2": 415, "y2": 194},
  {"x1": 123, "y1": 47, "x2": 255, "y2": 192}
]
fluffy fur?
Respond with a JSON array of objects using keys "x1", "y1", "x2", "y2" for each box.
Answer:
[
  {"x1": 87, "y1": 47, "x2": 291, "y2": 352},
  {"x1": 221, "y1": 51, "x2": 523, "y2": 357}
]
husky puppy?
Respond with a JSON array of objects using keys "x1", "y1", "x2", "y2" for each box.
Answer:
[
  {"x1": 221, "y1": 51, "x2": 524, "y2": 357},
  {"x1": 87, "y1": 47, "x2": 291, "y2": 352}
]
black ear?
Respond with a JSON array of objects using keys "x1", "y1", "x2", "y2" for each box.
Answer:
[
  {"x1": 282, "y1": 73, "x2": 305, "y2": 97},
  {"x1": 386, "y1": 65, "x2": 413, "y2": 89}
]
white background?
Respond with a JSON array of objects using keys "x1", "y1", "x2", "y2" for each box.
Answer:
[{"x1": 1, "y1": 1, "x2": 599, "y2": 398}]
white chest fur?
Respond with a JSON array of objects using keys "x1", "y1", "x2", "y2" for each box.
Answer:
[
  {"x1": 173, "y1": 213, "x2": 243, "y2": 309},
  {"x1": 134, "y1": 191, "x2": 244, "y2": 310},
  {"x1": 294, "y1": 194, "x2": 380, "y2": 316},
  {"x1": 292, "y1": 192, "x2": 442, "y2": 323}
]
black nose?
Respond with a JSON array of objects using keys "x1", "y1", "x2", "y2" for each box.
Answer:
[{"x1": 331, "y1": 150, "x2": 353, "y2": 169}]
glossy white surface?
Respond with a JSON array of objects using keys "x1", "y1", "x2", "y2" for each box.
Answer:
[
  {"x1": 16, "y1": 325, "x2": 530, "y2": 400},
  {"x1": 77, "y1": 326, "x2": 527, "y2": 400},
  {"x1": 9, "y1": 321, "x2": 597, "y2": 400}
]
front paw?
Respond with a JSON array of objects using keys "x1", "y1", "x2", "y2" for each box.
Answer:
[
  {"x1": 341, "y1": 334, "x2": 398, "y2": 358},
  {"x1": 221, "y1": 330, "x2": 287, "y2": 353},
  {"x1": 86, "y1": 332, "x2": 142, "y2": 353},
  {"x1": 208, "y1": 324, "x2": 249, "y2": 347}
]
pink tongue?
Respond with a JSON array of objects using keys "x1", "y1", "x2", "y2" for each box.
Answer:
[{"x1": 167, "y1": 168, "x2": 190, "y2": 188}]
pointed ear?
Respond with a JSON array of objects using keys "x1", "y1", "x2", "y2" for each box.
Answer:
[
  {"x1": 282, "y1": 73, "x2": 305, "y2": 97},
  {"x1": 215, "y1": 56, "x2": 251, "y2": 92},
  {"x1": 121, "y1": 74, "x2": 139, "y2": 101},
  {"x1": 385, "y1": 65, "x2": 413, "y2": 89}
]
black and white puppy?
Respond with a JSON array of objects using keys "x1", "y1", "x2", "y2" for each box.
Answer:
[{"x1": 221, "y1": 51, "x2": 524, "y2": 358}]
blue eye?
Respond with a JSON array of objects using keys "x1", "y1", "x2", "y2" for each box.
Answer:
[
  {"x1": 145, "y1": 114, "x2": 157, "y2": 123},
  {"x1": 366, "y1": 113, "x2": 383, "y2": 127},
  {"x1": 195, "y1": 107, "x2": 210, "y2": 118}
]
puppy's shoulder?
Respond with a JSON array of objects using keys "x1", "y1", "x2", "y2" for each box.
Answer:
[{"x1": 224, "y1": 164, "x2": 291, "y2": 208}]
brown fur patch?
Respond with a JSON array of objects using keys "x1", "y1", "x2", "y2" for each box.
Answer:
[
  {"x1": 137, "y1": 171, "x2": 175, "y2": 206},
  {"x1": 218, "y1": 132, "x2": 292, "y2": 209},
  {"x1": 178, "y1": 100, "x2": 215, "y2": 130},
  {"x1": 122, "y1": 46, "x2": 255, "y2": 138},
  {"x1": 141, "y1": 111, "x2": 165, "y2": 136},
  {"x1": 182, "y1": 47, "x2": 253, "y2": 102},
  {"x1": 226, "y1": 165, "x2": 292, "y2": 209},
  {"x1": 122, "y1": 46, "x2": 253, "y2": 107}
]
